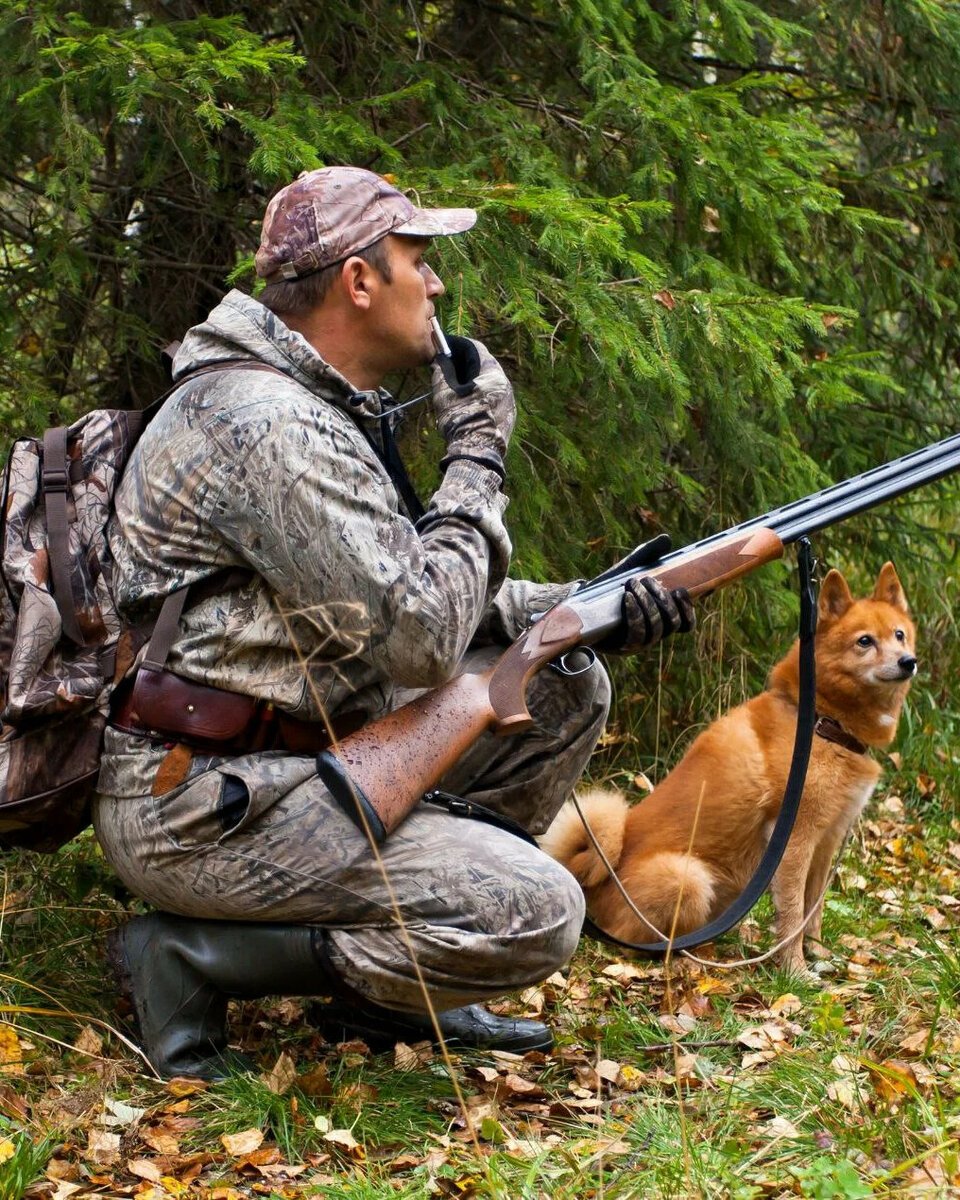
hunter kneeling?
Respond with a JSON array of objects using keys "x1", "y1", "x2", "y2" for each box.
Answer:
[{"x1": 96, "y1": 166, "x2": 694, "y2": 1079}]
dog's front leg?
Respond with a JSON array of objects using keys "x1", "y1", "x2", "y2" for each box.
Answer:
[
  {"x1": 803, "y1": 819, "x2": 858, "y2": 958},
  {"x1": 770, "y1": 838, "x2": 818, "y2": 974}
]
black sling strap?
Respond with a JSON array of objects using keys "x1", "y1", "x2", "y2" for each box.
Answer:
[{"x1": 581, "y1": 537, "x2": 819, "y2": 956}]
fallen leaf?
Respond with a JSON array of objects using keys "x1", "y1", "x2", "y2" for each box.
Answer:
[
  {"x1": 298, "y1": 1063, "x2": 333, "y2": 1097},
  {"x1": 128, "y1": 1159, "x2": 163, "y2": 1183},
  {"x1": 898, "y1": 1028, "x2": 932, "y2": 1055},
  {"x1": 165, "y1": 1077, "x2": 209, "y2": 1097},
  {"x1": 260, "y1": 1052, "x2": 297, "y2": 1095},
  {"x1": 85, "y1": 1129, "x2": 121, "y2": 1166},
  {"x1": 653, "y1": 290, "x2": 676, "y2": 311},
  {"x1": 73, "y1": 1025, "x2": 104, "y2": 1057},
  {"x1": 737, "y1": 1023, "x2": 789, "y2": 1051},
  {"x1": 221, "y1": 1129, "x2": 264, "y2": 1157},
  {"x1": 602, "y1": 962, "x2": 647, "y2": 982},
  {"x1": 324, "y1": 1128, "x2": 362, "y2": 1152},
  {"x1": 140, "y1": 1125, "x2": 181, "y2": 1155},
  {"x1": 496, "y1": 1074, "x2": 546, "y2": 1099},
  {"x1": 101, "y1": 1097, "x2": 146, "y2": 1128},
  {"x1": 394, "y1": 1041, "x2": 433, "y2": 1070},
  {"x1": 658, "y1": 1013, "x2": 697, "y2": 1035},
  {"x1": 826, "y1": 1078, "x2": 858, "y2": 1110},
  {"x1": 701, "y1": 205, "x2": 721, "y2": 232},
  {"x1": 768, "y1": 993, "x2": 803, "y2": 1017},
  {"x1": 0, "y1": 1140, "x2": 14, "y2": 1164},
  {"x1": 864, "y1": 1058, "x2": 917, "y2": 1104},
  {"x1": 0, "y1": 1025, "x2": 23, "y2": 1075},
  {"x1": 762, "y1": 1116, "x2": 799, "y2": 1138}
]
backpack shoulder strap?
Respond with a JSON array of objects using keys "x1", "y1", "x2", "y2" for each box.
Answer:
[{"x1": 41, "y1": 425, "x2": 83, "y2": 645}]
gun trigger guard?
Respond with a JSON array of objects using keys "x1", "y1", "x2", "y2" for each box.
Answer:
[{"x1": 548, "y1": 647, "x2": 597, "y2": 677}]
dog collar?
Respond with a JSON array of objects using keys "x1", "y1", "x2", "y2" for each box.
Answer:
[{"x1": 814, "y1": 714, "x2": 868, "y2": 756}]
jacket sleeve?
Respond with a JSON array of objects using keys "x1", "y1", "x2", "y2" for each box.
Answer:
[
  {"x1": 207, "y1": 400, "x2": 512, "y2": 689},
  {"x1": 471, "y1": 578, "x2": 579, "y2": 646}
]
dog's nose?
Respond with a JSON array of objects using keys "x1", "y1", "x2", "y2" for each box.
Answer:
[{"x1": 898, "y1": 654, "x2": 918, "y2": 676}]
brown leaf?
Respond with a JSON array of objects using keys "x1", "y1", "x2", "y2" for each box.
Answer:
[
  {"x1": 259, "y1": 1052, "x2": 297, "y2": 1095},
  {"x1": 496, "y1": 1074, "x2": 546, "y2": 1100},
  {"x1": 394, "y1": 1041, "x2": 433, "y2": 1071},
  {"x1": 864, "y1": 1058, "x2": 917, "y2": 1104},
  {"x1": 898, "y1": 1028, "x2": 932, "y2": 1055},
  {"x1": 653, "y1": 290, "x2": 676, "y2": 311},
  {"x1": 221, "y1": 1129, "x2": 264, "y2": 1157},
  {"x1": 72, "y1": 1026, "x2": 104, "y2": 1057},
  {"x1": 141, "y1": 1130, "x2": 180, "y2": 1156},
  {"x1": 127, "y1": 1159, "x2": 163, "y2": 1183},
  {"x1": 297, "y1": 1063, "x2": 332, "y2": 1097},
  {"x1": 0, "y1": 1084, "x2": 27, "y2": 1121},
  {"x1": 85, "y1": 1129, "x2": 121, "y2": 1166}
]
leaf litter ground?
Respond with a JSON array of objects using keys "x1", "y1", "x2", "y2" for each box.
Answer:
[{"x1": 1, "y1": 784, "x2": 959, "y2": 1199}]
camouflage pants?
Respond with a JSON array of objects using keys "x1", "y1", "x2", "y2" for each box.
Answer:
[{"x1": 93, "y1": 647, "x2": 610, "y2": 1012}]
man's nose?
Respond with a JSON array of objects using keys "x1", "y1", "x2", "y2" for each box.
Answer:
[{"x1": 422, "y1": 263, "x2": 445, "y2": 298}]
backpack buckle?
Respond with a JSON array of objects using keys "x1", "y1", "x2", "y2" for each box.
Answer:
[{"x1": 41, "y1": 466, "x2": 69, "y2": 493}]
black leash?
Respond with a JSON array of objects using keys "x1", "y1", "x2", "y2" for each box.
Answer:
[{"x1": 581, "y1": 537, "x2": 819, "y2": 956}]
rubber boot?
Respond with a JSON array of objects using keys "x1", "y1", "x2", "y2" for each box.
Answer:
[
  {"x1": 109, "y1": 913, "x2": 554, "y2": 1079},
  {"x1": 310, "y1": 996, "x2": 554, "y2": 1053},
  {"x1": 108, "y1": 912, "x2": 337, "y2": 1081}
]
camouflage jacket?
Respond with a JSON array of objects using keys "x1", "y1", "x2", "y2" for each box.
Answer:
[{"x1": 107, "y1": 290, "x2": 570, "y2": 730}]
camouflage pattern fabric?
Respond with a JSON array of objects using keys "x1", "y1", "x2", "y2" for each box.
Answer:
[
  {"x1": 93, "y1": 643, "x2": 609, "y2": 1010},
  {"x1": 255, "y1": 166, "x2": 476, "y2": 282},
  {"x1": 0, "y1": 409, "x2": 147, "y2": 850},
  {"x1": 96, "y1": 289, "x2": 609, "y2": 1006}
]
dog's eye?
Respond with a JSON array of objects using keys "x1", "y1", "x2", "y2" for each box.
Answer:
[
  {"x1": 856, "y1": 634, "x2": 875, "y2": 648},
  {"x1": 895, "y1": 629, "x2": 905, "y2": 643}
]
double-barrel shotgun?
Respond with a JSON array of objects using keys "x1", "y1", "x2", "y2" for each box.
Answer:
[{"x1": 317, "y1": 428, "x2": 960, "y2": 843}]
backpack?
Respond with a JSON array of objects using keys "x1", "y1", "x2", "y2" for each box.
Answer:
[
  {"x1": 0, "y1": 361, "x2": 287, "y2": 853},
  {"x1": 0, "y1": 411, "x2": 151, "y2": 851}
]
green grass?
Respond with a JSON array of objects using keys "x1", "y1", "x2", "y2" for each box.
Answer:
[{"x1": 0, "y1": 666, "x2": 956, "y2": 1199}]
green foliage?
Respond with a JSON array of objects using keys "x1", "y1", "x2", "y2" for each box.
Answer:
[{"x1": 2, "y1": 0, "x2": 959, "y2": 735}]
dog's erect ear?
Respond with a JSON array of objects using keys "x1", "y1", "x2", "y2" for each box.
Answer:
[
  {"x1": 819, "y1": 569, "x2": 854, "y2": 621},
  {"x1": 872, "y1": 561, "x2": 909, "y2": 612}
]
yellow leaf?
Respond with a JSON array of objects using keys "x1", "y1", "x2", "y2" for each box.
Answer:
[
  {"x1": 0, "y1": 1025, "x2": 23, "y2": 1075},
  {"x1": 0, "y1": 1139, "x2": 15, "y2": 1164}
]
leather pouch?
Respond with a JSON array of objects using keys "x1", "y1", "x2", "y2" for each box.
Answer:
[{"x1": 128, "y1": 669, "x2": 258, "y2": 742}]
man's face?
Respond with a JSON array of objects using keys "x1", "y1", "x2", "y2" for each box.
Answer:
[{"x1": 367, "y1": 235, "x2": 445, "y2": 372}]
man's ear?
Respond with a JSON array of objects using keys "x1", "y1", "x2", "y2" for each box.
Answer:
[
  {"x1": 819, "y1": 569, "x2": 854, "y2": 621},
  {"x1": 340, "y1": 256, "x2": 375, "y2": 311},
  {"x1": 873, "y1": 561, "x2": 909, "y2": 612}
]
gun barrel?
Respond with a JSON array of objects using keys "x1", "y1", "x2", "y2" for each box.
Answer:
[{"x1": 577, "y1": 430, "x2": 960, "y2": 602}]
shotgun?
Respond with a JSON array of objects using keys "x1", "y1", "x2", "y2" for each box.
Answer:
[{"x1": 317, "y1": 428, "x2": 960, "y2": 843}]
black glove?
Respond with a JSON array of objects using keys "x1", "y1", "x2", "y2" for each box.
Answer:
[
  {"x1": 603, "y1": 577, "x2": 696, "y2": 653},
  {"x1": 440, "y1": 334, "x2": 482, "y2": 392}
]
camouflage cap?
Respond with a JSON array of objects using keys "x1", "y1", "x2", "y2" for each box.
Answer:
[{"x1": 255, "y1": 166, "x2": 477, "y2": 282}]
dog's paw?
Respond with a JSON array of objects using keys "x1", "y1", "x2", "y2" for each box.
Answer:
[{"x1": 805, "y1": 938, "x2": 832, "y2": 961}]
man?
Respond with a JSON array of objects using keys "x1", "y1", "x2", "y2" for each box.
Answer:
[{"x1": 95, "y1": 166, "x2": 693, "y2": 1080}]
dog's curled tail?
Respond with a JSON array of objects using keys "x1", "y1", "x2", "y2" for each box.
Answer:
[{"x1": 539, "y1": 788, "x2": 629, "y2": 888}]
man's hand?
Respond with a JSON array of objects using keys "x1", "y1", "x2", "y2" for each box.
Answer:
[
  {"x1": 601, "y1": 577, "x2": 696, "y2": 653},
  {"x1": 432, "y1": 337, "x2": 516, "y2": 472}
]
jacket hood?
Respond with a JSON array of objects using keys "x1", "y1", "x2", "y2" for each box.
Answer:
[{"x1": 172, "y1": 289, "x2": 387, "y2": 419}]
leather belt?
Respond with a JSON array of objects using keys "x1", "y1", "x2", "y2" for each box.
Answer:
[{"x1": 110, "y1": 668, "x2": 364, "y2": 756}]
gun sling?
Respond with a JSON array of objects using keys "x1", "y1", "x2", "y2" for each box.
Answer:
[{"x1": 579, "y1": 538, "x2": 819, "y2": 956}]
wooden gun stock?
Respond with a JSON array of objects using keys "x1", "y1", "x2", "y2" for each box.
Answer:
[{"x1": 316, "y1": 526, "x2": 785, "y2": 841}]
